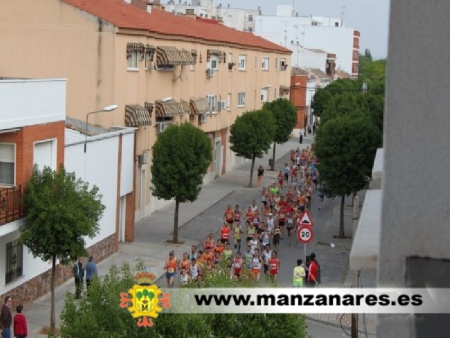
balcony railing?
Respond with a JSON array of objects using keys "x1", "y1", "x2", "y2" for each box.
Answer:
[{"x1": 0, "y1": 186, "x2": 25, "y2": 226}]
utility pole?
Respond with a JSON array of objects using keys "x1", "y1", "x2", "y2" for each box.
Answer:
[{"x1": 351, "y1": 196, "x2": 360, "y2": 338}]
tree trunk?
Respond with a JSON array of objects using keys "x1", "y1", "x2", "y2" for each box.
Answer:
[
  {"x1": 339, "y1": 195, "x2": 345, "y2": 238},
  {"x1": 173, "y1": 200, "x2": 179, "y2": 243},
  {"x1": 271, "y1": 142, "x2": 277, "y2": 171},
  {"x1": 50, "y1": 254, "x2": 56, "y2": 333},
  {"x1": 249, "y1": 155, "x2": 256, "y2": 187}
]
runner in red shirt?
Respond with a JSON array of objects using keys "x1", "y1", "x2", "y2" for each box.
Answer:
[
  {"x1": 233, "y1": 204, "x2": 242, "y2": 226},
  {"x1": 245, "y1": 206, "x2": 254, "y2": 226},
  {"x1": 269, "y1": 251, "x2": 280, "y2": 285},
  {"x1": 233, "y1": 252, "x2": 243, "y2": 281},
  {"x1": 220, "y1": 223, "x2": 231, "y2": 244}
]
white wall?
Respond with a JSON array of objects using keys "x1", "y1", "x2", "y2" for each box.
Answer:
[
  {"x1": 297, "y1": 48, "x2": 327, "y2": 71},
  {"x1": 254, "y1": 17, "x2": 355, "y2": 74},
  {"x1": 0, "y1": 79, "x2": 66, "y2": 129},
  {"x1": 120, "y1": 132, "x2": 134, "y2": 196},
  {"x1": 65, "y1": 137, "x2": 119, "y2": 247}
]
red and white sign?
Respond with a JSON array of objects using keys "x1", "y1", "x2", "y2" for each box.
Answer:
[
  {"x1": 297, "y1": 226, "x2": 313, "y2": 243},
  {"x1": 298, "y1": 210, "x2": 314, "y2": 226}
]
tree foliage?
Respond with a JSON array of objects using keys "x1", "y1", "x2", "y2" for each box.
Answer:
[
  {"x1": 315, "y1": 112, "x2": 380, "y2": 237},
  {"x1": 263, "y1": 98, "x2": 297, "y2": 170},
  {"x1": 229, "y1": 109, "x2": 275, "y2": 186},
  {"x1": 151, "y1": 123, "x2": 212, "y2": 243},
  {"x1": 20, "y1": 165, "x2": 105, "y2": 332},
  {"x1": 61, "y1": 263, "x2": 306, "y2": 338}
]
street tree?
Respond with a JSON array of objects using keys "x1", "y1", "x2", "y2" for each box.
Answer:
[
  {"x1": 229, "y1": 109, "x2": 275, "y2": 187},
  {"x1": 20, "y1": 165, "x2": 105, "y2": 333},
  {"x1": 151, "y1": 123, "x2": 212, "y2": 243},
  {"x1": 315, "y1": 112, "x2": 380, "y2": 237},
  {"x1": 263, "y1": 98, "x2": 297, "y2": 170}
]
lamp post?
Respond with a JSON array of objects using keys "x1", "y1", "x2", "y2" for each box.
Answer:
[{"x1": 84, "y1": 104, "x2": 118, "y2": 153}]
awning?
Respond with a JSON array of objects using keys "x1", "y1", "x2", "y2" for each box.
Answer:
[
  {"x1": 155, "y1": 99, "x2": 184, "y2": 117},
  {"x1": 279, "y1": 85, "x2": 290, "y2": 96},
  {"x1": 145, "y1": 44, "x2": 156, "y2": 61},
  {"x1": 190, "y1": 98, "x2": 208, "y2": 115},
  {"x1": 125, "y1": 105, "x2": 151, "y2": 127},
  {"x1": 180, "y1": 100, "x2": 191, "y2": 114},
  {"x1": 207, "y1": 49, "x2": 225, "y2": 63},
  {"x1": 127, "y1": 43, "x2": 145, "y2": 59},
  {"x1": 156, "y1": 46, "x2": 194, "y2": 66}
]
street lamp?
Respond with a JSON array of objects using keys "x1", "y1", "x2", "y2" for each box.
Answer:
[{"x1": 84, "y1": 104, "x2": 118, "y2": 153}]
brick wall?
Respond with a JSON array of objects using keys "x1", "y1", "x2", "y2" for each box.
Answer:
[{"x1": 0, "y1": 234, "x2": 117, "y2": 305}]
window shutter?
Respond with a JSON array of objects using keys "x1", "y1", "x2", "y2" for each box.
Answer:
[{"x1": 0, "y1": 144, "x2": 14, "y2": 163}]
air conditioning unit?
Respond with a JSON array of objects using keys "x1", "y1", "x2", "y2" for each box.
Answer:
[
  {"x1": 200, "y1": 114, "x2": 207, "y2": 124},
  {"x1": 156, "y1": 122, "x2": 171, "y2": 133},
  {"x1": 218, "y1": 100, "x2": 226, "y2": 111},
  {"x1": 138, "y1": 153, "x2": 148, "y2": 165},
  {"x1": 206, "y1": 68, "x2": 215, "y2": 77}
]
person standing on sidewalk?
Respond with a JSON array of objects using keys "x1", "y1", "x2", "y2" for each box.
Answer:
[
  {"x1": 256, "y1": 165, "x2": 264, "y2": 187},
  {"x1": 293, "y1": 259, "x2": 306, "y2": 287},
  {"x1": 85, "y1": 256, "x2": 98, "y2": 292},
  {"x1": 307, "y1": 253, "x2": 319, "y2": 287},
  {"x1": 13, "y1": 304, "x2": 27, "y2": 338},
  {"x1": 0, "y1": 296, "x2": 13, "y2": 338},
  {"x1": 299, "y1": 128, "x2": 304, "y2": 144},
  {"x1": 72, "y1": 258, "x2": 84, "y2": 299}
]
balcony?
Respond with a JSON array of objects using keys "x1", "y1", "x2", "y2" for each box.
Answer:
[{"x1": 0, "y1": 186, "x2": 25, "y2": 226}]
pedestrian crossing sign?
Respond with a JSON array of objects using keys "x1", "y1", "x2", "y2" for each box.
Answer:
[{"x1": 299, "y1": 210, "x2": 314, "y2": 226}]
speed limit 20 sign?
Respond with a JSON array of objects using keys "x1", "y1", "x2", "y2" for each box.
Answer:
[{"x1": 297, "y1": 226, "x2": 313, "y2": 243}]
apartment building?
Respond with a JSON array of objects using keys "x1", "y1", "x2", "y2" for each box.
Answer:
[{"x1": 0, "y1": 0, "x2": 291, "y2": 222}]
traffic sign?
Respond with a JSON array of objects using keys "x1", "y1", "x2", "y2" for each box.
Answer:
[
  {"x1": 297, "y1": 226, "x2": 313, "y2": 243},
  {"x1": 298, "y1": 210, "x2": 314, "y2": 226}
]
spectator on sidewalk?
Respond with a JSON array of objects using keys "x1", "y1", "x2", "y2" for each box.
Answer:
[
  {"x1": 85, "y1": 256, "x2": 98, "y2": 291},
  {"x1": 0, "y1": 296, "x2": 12, "y2": 338},
  {"x1": 293, "y1": 259, "x2": 306, "y2": 287},
  {"x1": 13, "y1": 305, "x2": 27, "y2": 338},
  {"x1": 256, "y1": 165, "x2": 264, "y2": 187},
  {"x1": 307, "y1": 253, "x2": 319, "y2": 287},
  {"x1": 299, "y1": 129, "x2": 304, "y2": 144},
  {"x1": 72, "y1": 258, "x2": 84, "y2": 299}
]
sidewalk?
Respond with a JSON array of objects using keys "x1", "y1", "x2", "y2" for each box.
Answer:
[{"x1": 24, "y1": 133, "x2": 376, "y2": 337}]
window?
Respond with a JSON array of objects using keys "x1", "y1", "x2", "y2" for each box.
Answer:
[
  {"x1": 207, "y1": 95, "x2": 218, "y2": 113},
  {"x1": 280, "y1": 58, "x2": 287, "y2": 71},
  {"x1": 0, "y1": 143, "x2": 15, "y2": 186},
  {"x1": 261, "y1": 88, "x2": 269, "y2": 103},
  {"x1": 226, "y1": 93, "x2": 231, "y2": 110},
  {"x1": 238, "y1": 55, "x2": 246, "y2": 70},
  {"x1": 262, "y1": 57, "x2": 269, "y2": 70},
  {"x1": 34, "y1": 139, "x2": 56, "y2": 171},
  {"x1": 237, "y1": 92, "x2": 246, "y2": 106},
  {"x1": 127, "y1": 50, "x2": 138, "y2": 70},
  {"x1": 5, "y1": 239, "x2": 23, "y2": 284},
  {"x1": 248, "y1": 15, "x2": 253, "y2": 22},
  {"x1": 210, "y1": 55, "x2": 219, "y2": 70}
]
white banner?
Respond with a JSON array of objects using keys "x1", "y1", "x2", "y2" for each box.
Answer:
[{"x1": 158, "y1": 288, "x2": 450, "y2": 314}]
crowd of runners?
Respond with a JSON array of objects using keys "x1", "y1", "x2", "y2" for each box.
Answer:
[{"x1": 163, "y1": 146, "x2": 321, "y2": 288}]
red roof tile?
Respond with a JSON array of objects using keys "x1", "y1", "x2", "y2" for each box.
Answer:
[{"x1": 62, "y1": 0, "x2": 291, "y2": 54}]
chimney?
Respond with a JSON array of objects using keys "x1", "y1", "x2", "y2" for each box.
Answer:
[
  {"x1": 124, "y1": 0, "x2": 131, "y2": 3},
  {"x1": 151, "y1": 0, "x2": 163, "y2": 10}
]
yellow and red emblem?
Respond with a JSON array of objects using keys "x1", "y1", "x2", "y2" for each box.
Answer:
[{"x1": 120, "y1": 271, "x2": 171, "y2": 327}]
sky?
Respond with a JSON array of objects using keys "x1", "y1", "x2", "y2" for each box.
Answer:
[{"x1": 221, "y1": 0, "x2": 390, "y2": 59}]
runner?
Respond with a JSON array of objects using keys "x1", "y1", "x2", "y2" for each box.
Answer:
[
  {"x1": 233, "y1": 204, "x2": 242, "y2": 226},
  {"x1": 224, "y1": 204, "x2": 234, "y2": 225},
  {"x1": 285, "y1": 201, "x2": 295, "y2": 246},
  {"x1": 245, "y1": 206, "x2": 254, "y2": 226},
  {"x1": 233, "y1": 221, "x2": 243, "y2": 252},
  {"x1": 249, "y1": 234, "x2": 259, "y2": 254},
  {"x1": 278, "y1": 204, "x2": 286, "y2": 239},
  {"x1": 233, "y1": 252, "x2": 243, "y2": 281},
  {"x1": 251, "y1": 248, "x2": 262, "y2": 282},
  {"x1": 180, "y1": 267, "x2": 190, "y2": 286},
  {"x1": 190, "y1": 258, "x2": 201, "y2": 282},
  {"x1": 163, "y1": 251, "x2": 177, "y2": 288},
  {"x1": 179, "y1": 253, "x2": 191, "y2": 274},
  {"x1": 220, "y1": 222, "x2": 231, "y2": 244},
  {"x1": 271, "y1": 223, "x2": 281, "y2": 252},
  {"x1": 269, "y1": 251, "x2": 280, "y2": 285},
  {"x1": 261, "y1": 244, "x2": 272, "y2": 276},
  {"x1": 244, "y1": 245, "x2": 253, "y2": 271},
  {"x1": 223, "y1": 242, "x2": 233, "y2": 260},
  {"x1": 266, "y1": 213, "x2": 275, "y2": 232}
]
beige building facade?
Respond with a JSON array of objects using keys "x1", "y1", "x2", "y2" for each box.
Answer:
[{"x1": 0, "y1": 0, "x2": 291, "y2": 224}]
